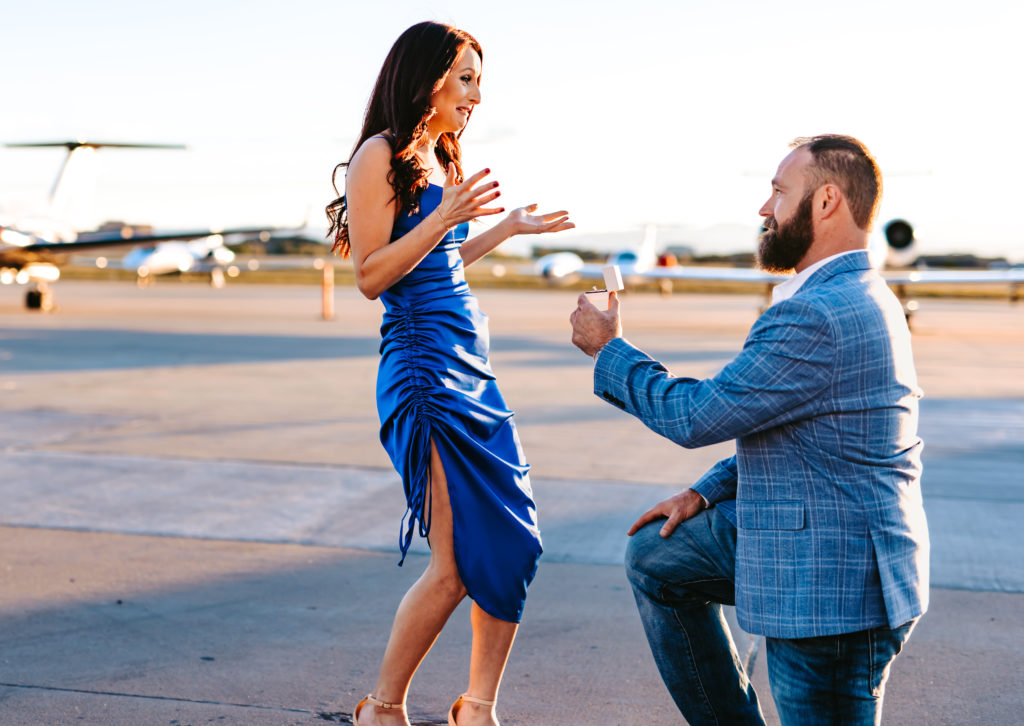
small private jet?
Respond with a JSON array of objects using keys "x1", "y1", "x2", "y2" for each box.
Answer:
[
  {"x1": 536, "y1": 221, "x2": 1024, "y2": 322},
  {"x1": 0, "y1": 140, "x2": 286, "y2": 310}
]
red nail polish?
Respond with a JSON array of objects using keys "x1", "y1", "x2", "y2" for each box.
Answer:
[{"x1": 495, "y1": 191, "x2": 501, "y2": 197}]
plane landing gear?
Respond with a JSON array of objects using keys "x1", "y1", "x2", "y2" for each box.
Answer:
[
  {"x1": 894, "y1": 284, "x2": 918, "y2": 330},
  {"x1": 25, "y1": 283, "x2": 54, "y2": 312}
]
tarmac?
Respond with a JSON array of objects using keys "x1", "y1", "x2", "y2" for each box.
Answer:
[{"x1": 1, "y1": 279, "x2": 1022, "y2": 725}]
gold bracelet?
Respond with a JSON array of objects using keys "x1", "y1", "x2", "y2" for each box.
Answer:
[{"x1": 436, "y1": 208, "x2": 450, "y2": 229}]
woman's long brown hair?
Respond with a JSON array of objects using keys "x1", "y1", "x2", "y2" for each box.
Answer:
[{"x1": 326, "y1": 21, "x2": 482, "y2": 257}]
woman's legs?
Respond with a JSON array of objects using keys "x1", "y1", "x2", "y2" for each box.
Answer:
[
  {"x1": 452, "y1": 603, "x2": 518, "y2": 726},
  {"x1": 360, "y1": 441, "x2": 467, "y2": 725},
  {"x1": 360, "y1": 439, "x2": 523, "y2": 726}
]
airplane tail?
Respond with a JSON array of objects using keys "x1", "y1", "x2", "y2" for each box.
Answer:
[
  {"x1": 639, "y1": 223, "x2": 658, "y2": 269},
  {"x1": 4, "y1": 141, "x2": 186, "y2": 234}
]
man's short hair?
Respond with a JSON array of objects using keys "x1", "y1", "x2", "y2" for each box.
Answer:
[{"x1": 791, "y1": 135, "x2": 882, "y2": 231}]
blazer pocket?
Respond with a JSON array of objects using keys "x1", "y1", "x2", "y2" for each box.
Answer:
[{"x1": 736, "y1": 500, "x2": 805, "y2": 530}]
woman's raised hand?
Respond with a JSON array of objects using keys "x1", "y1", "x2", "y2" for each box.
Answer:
[
  {"x1": 434, "y1": 164, "x2": 504, "y2": 229},
  {"x1": 503, "y1": 204, "x2": 575, "y2": 236}
]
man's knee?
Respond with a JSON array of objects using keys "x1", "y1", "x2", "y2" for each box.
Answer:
[
  {"x1": 624, "y1": 521, "x2": 673, "y2": 587},
  {"x1": 625, "y1": 510, "x2": 734, "y2": 594}
]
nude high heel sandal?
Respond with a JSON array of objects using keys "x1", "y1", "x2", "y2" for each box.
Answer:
[
  {"x1": 448, "y1": 693, "x2": 496, "y2": 726},
  {"x1": 353, "y1": 693, "x2": 405, "y2": 726}
]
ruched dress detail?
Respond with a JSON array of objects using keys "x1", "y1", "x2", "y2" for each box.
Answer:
[{"x1": 375, "y1": 184, "x2": 542, "y2": 623}]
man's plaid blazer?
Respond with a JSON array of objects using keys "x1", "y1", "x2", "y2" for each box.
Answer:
[{"x1": 594, "y1": 251, "x2": 929, "y2": 638}]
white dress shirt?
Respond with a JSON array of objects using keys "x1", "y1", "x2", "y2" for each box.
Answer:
[{"x1": 770, "y1": 250, "x2": 863, "y2": 306}]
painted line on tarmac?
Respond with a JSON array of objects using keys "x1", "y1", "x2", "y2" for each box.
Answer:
[
  {"x1": 0, "y1": 682, "x2": 450, "y2": 725},
  {"x1": 2, "y1": 450, "x2": 1022, "y2": 592},
  {"x1": 0, "y1": 681, "x2": 316, "y2": 715}
]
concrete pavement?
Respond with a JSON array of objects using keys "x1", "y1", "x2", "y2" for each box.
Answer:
[{"x1": 2, "y1": 281, "x2": 1023, "y2": 724}]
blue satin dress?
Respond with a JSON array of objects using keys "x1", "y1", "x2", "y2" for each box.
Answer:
[{"x1": 375, "y1": 183, "x2": 542, "y2": 623}]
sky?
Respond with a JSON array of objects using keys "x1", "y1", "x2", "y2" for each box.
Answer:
[{"x1": 2, "y1": 0, "x2": 1022, "y2": 260}]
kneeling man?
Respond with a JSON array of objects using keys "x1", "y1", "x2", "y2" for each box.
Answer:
[{"x1": 570, "y1": 135, "x2": 929, "y2": 725}]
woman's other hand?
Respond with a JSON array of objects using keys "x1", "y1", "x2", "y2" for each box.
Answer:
[
  {"x1": 503, "y1": 203, "x2": 575, "y2": 236},
  {"x1": 435, "y1": 164, "x2": 504, "y2": 228}
]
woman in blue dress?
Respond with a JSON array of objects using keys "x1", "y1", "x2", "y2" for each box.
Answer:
[{"x1": 326, "y1": 21, "x2": 574, "y2": 726}]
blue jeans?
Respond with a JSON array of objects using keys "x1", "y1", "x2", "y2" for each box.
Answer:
[{"x1": 624, "y1": 507, "x2": 917, "y2": 726}]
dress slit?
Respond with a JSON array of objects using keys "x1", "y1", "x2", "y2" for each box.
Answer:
[{"x1": 397, "y1": 420, "x2": 433, "y2": 565}]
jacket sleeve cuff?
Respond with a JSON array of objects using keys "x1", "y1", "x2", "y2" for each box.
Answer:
[
  {"x1": 592, "y1": 337, "x2": 638, "y2": 409},
  {"x1": 691, "y1": 457, "x2": 738, "y2": 506}
]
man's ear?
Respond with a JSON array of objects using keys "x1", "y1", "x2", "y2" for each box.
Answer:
[{"x1": 816, "y1": 183, "x2": 842, "y2": 220}]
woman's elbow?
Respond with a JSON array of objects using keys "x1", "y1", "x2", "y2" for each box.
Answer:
[
  {"x1": 354, "y1": 271, "x2": 382, "y2": 300},
  {"x1": 358, "y1": 284, "x2": 381, "y2": 301}
]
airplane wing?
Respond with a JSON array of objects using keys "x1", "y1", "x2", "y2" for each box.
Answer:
[
  {"x1": 1, "y1": 226, "x2": 277, "y2": 267},
  {"x1": 564, "y1": 260, "x2": 1023, "y2": 296},
  {"x1": 622, "y1": 265, "x2": 785, "y2": 283},
  {"x1": 536, "y1": 256, "x2": 786, "y2": 285},
  {"x1": 882, "y1": 268, "x2": 1024, "y2": 285},
  {"x1": 534, "y1": 245, "x2": 1021, "y2": 327},
  {"x1": 614, "y1": 264, "x2": 1024, "y2": 287},
  {"x1": 5, "y1": 141, "x2": 186, "y2": 150}
]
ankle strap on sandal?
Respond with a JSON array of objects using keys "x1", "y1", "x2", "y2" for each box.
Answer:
[
  {"x1": 365, "y1": 693, "x2": 406, "y2": 710},
  {"x1": 458, "y1": 693, "x2": 496, "y2": 707}
]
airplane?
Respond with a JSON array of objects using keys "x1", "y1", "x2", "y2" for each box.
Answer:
[
  {"x1": 113, "y1": 227, "x2": 266, "y2": 287},
  {"x1": 0, "y1": 140, "x2": 286, "y2": 310},
  {"x1": 535, "y1": 221, "x2": 1024, "y2": 323}
]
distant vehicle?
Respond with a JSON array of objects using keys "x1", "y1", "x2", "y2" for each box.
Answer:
[
  {"x1": 0, "y1": 140, "x2": 282, "y2": 310},
  {"x1": 535, "y1": 221, "x2": 1024, "y2": 322}
]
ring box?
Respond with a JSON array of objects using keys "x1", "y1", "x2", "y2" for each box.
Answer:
[{"x1": 584, "y1": 264, "x2": 624, "y2": 294}]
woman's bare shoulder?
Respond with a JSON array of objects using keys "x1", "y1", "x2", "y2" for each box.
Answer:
[
  {"x1": 347, "y1": 136, "x2": 393, "y2": 189},
  {"x1": 351, "y1": 135, "x2": 393, "y2": 166}
]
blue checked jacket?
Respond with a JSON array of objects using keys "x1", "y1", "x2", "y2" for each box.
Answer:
[{"x1": 595, "y1": 252, "x2": 929, "y2": 638}]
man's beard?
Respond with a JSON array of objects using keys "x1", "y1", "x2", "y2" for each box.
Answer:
[{"x1": 757, "y1": 192, "x2": 815, "y2": 273}]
